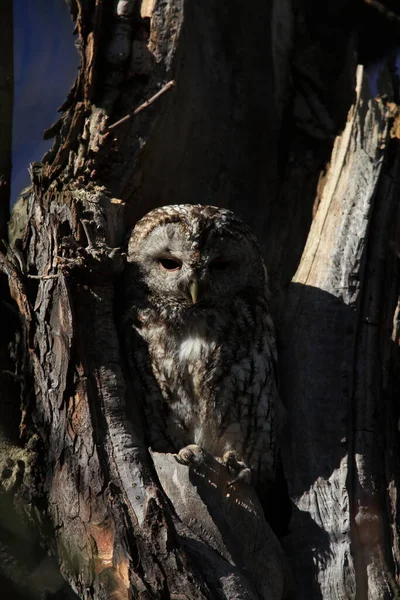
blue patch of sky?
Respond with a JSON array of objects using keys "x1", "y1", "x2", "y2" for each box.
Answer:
[{"x1": 12, "y1": 0, "x2": 79, "y2": 203}]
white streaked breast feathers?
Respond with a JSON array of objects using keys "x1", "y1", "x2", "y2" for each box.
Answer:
[{"x1": 178, "y1": 336, "x2": 214, "y2": 363}]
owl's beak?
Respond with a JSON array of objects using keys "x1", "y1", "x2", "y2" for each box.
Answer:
[{"x1": 189, "y1": 279, "x2": 199, "y2": 304}]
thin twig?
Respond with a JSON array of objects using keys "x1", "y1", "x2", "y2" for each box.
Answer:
[
  {"x1": 364, "y1": 0, "x2": 400, "y2": 25},
  {"x1": 108, "y1": 80, "x2": 176, "y2": 130},
  {"x1": 2, "y1": 370, "x2": 23, "y2": 381},
  {"x1": 80, "y1": 219, "x2": 95, "y2": 250},
  {"x1": 2, "y1": 300, "x2": 19, "y2": 316},
  {"x1": 27, "y1": 274, "x2": 59, "y2": 280}
]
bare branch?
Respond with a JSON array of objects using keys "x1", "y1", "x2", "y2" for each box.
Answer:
[{"x1": 108, "y1": 80, "x2": 176, "y2": 129}]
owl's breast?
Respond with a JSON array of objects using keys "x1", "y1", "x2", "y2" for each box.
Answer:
[
  {"x1": 174, "y1": 331, "x2": 218, "y2": 400},
  {"x1": 177, "y1": 335, "x2": 216, "y2": 363},
  {"x1": 167, "y1": 320, "x2": 218, "y2": 387}
]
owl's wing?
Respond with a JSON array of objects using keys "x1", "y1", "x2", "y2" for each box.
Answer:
[{"x1": 124, "y1": 317, "x2": 177, "y2": 453}]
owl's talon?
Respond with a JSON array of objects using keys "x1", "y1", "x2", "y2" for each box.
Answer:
[
  {"x1": 222, "y1": 451, "x2": 251, "y2": 486},
  {"x1": 227, "y1": 467, "x2": 252, "y2": 487},
  {"x1": 222, "y1": 450, "x2": 239, "y2": 470},
  {"x1": 174, "y1": 444, "x2": 205, "y2": 467}
]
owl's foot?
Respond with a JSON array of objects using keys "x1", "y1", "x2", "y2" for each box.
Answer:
[
  {"x1": 222, "y1": 450, "x2": 251, "y2": 487},
  {"x1": 174, "y1": 444, "x2": 205, "y2": 467}
]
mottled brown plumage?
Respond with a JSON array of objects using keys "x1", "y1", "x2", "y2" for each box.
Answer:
[{"x1": 124, "y1": 204, "x2": 283, "y2": 485}]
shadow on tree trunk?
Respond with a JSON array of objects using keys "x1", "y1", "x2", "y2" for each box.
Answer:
[{"x1": 1, "y1": 0, "x2": 400, "y2": 599}]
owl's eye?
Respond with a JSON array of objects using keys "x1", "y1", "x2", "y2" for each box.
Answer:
[
  {"x1": 209, "y1": 257, "x2": 231, "y2": 270},
  {"x1": 158, "y1": 257, "x2": 182, "y2": 271}
]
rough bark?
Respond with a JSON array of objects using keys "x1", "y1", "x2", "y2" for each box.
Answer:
[
  {"x1": 280, "y1": 64, "x2": 400, "y2": 599},
  {"x1": 2, "y1": 1, "x2": 400, "y2": 599}
]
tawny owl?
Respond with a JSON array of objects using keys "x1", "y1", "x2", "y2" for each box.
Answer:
[{"x1": 124, "y1": 204, "x2": 283, "y2": 487}]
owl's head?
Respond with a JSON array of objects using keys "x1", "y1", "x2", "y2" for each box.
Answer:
[{"x1": 127, "y1": 205, "x2": 267, "y2": 312}]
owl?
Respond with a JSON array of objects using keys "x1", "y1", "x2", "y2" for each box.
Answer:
[{"x1": 124, "y1": 204, "x2": 283, "y2": 487}]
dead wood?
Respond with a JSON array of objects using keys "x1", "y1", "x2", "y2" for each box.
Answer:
[{"x1": 1, "y1": 1, "x2": 400, "y2": 599}]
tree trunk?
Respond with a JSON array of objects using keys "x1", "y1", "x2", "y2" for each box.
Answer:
[
  {"x1": 280, "y1": 64, "x2": 400, "y2": 599},
  {"x1": 1, "y1": 1, "x2": 400, "y2": 599}
]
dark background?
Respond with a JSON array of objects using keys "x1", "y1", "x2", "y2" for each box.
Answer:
[{"x1": 12, "y1": 0, "x2": 78, "y2": 203}]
